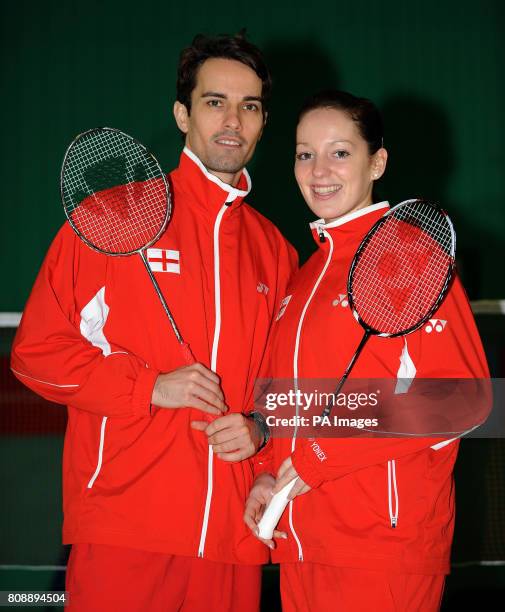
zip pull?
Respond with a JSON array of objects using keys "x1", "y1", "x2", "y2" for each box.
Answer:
[{"x1": 318, "y1": 227, "x2": 326, "y2": 243}]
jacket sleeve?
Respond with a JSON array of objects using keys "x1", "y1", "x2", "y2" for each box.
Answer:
[
  {"x1": 292, "y1": 274, "x2": 491, "y2": 488},
  {"x1": 11, "y1": 224, "x2": 159, "y2": 418}
]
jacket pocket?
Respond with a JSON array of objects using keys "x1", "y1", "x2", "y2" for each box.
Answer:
[
  {"x1": 387, "y1": 459, "x2": 399, "y2": 528},
  {"x1": 86, "y1": 416, "x2": 108, "y2": 489}
]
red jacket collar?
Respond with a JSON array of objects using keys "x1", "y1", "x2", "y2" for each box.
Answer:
[
  {"x1": 171, "y1": 148, "x2": 251, "y2": 216},
  {"x1": 310, "y1": 202, "x2": 390, "y2": 250}
]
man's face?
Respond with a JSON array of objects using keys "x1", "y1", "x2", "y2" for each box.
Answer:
[{"x1": 174, "y1": 58, "x2": 266, "y2": 186}]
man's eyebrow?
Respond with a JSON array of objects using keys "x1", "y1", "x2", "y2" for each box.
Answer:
[
  {"x1": 200, "y1": 92, "x2": 263, "y2": 104},
  {"x1": 201, "y1": 91, "x2": 227, "y2": 99}
]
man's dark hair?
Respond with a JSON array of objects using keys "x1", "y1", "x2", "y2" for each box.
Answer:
[{"x1": 176, "y1": 32, "x2": 272, "y2": 116}]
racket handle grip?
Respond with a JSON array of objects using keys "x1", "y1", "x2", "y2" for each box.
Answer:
[
  {"x1": 257, "y1": 479, "x2": 297, "y2": 540},
  {"x1": 180, "y1": 342, "x2": 195, "y2": 365}
]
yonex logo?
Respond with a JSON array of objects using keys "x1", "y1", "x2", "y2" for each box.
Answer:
[
  {"x1": 332, "y1": 294, "x2": 349, "y2": 308},
  {"x1": 257, "y1": 282, "x2": 269, "y2": 295},
  {"x1": 425, "y1": 319, "x2": 447, "y2": 333},
  {"x1": 310, "y1": 440, "x2": 327, "y2": 462},
  {"x1": 276, "y1": 295, "x2": 292, "y2": 321},
  {"x1": 147, "y1": 249, "x2": 180, "y2": 274}
]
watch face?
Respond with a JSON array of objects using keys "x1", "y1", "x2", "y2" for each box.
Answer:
[{"x1": 250, "y1": 412, "x2": 270, "y2": 450}]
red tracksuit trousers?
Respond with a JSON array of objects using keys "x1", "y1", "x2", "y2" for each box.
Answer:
[
  {"x1": 280, "y1": 562, "x2": 445, "y2": 612},
  {"x1": 66, "y1": 544, "x2": 261, "y2": 612}
]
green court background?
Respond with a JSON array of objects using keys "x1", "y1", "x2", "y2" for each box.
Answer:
[{"x1": 1, "y1": 0, "x2": 504, "y2": 310}]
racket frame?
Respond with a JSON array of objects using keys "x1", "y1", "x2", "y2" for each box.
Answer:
[
  {"x1": 347, "y1": 199, "x2": 456, "y2": 339},
  {"x1": 60, "y1": 126, "x2": 171, "y2": 257}
]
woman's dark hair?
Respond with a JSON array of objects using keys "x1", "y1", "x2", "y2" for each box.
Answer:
[
  {"x1": 297, "y1": 90, "x2": 384, "y2": 154},
  {"x1": 176, "y1": 32, "x2": 272, "y2": 116}
]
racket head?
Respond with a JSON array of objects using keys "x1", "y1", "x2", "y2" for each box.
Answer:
[
  {"x1": 348, "y1": 199, "x2": 456, "y2": 337},
  {"x1": 60, "y1": 127, "x2": 171, "y2": 256}
]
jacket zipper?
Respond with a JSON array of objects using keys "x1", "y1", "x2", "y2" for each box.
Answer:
[
  {"x1": 290, "y1": 228, "x2": 334, "y2": 560},
  {"x1": 197, "y1": 202, "x2": 229, "y2": 558},
  {"x1": 387, "y1": 459, "x2": 399, "y2": 528}
]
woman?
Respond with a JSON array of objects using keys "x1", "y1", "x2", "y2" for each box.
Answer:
[{"x1": 244, "y1": 90, "x2": 489, "y2": 611}]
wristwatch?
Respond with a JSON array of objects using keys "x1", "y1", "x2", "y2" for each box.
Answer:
[{"x1": 247, "y1": 411, "x2": 270, "y2": 452}]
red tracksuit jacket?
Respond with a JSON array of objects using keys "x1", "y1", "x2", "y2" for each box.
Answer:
[
  {"x1": 11, "y1": 148, "x2": 297, "y2": 564},
  {"x1": 263, "y1": 202, "x2": 489, "y2": 574}
]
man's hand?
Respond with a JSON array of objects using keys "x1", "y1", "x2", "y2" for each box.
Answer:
[
  {"x1": 152, "y1": 363, "x2": 227, "y2": 415},
  {"x1": 244, "y1": 473, "x2": 287, "y2": 549},
  {"x1": 191, "y1": 413, "x2": 263, "y2": 461},
  {"x1": 273, "y1": 456, "x2": 311, "y2": 500}
]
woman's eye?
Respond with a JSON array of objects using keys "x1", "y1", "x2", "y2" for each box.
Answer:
[
  {"x1": 334, "y1": 150, "x2": 349, "y2": 159},
  {"x1": 295, "y1": 152, "x2": 313, "y2": 161}
]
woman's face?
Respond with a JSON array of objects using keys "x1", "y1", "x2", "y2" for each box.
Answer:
[{"x1": 294, "y1": 107, "x2": 387, "y2": 223}]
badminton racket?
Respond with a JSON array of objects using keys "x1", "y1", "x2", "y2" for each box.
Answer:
[
  {"x1": 322, "y1": 198, "x2": 455, "y2": 417},
  {"x1": 60, "y1": 127, "x2": 194, "y2": 364}
]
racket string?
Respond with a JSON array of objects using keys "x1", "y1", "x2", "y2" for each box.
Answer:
[
  {"x1": 354, "y1": 251, "x2": 449, "y2": 331},
  {"x1": 355, "y1": 220, "x2": 450, "y2": 328},
  {"x1": 394, "y1": 203, "x2": 453, "y2": 253}
]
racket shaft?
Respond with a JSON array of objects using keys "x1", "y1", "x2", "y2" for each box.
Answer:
[
  {"x1": 322, "y1": 331, "x2": 371, "y2": 417},
  {"x1": 257, "y1": 479, "x2": 297, "y2": 539},
  {"x1": 139, "y1": 250, "x2": 186, "y2": 346}
]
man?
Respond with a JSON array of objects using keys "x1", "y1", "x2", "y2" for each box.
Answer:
[{"x1": 11, "y1": 33, "x2": 297, "y2": 611}]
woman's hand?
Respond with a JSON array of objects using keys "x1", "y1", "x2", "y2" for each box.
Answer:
[
  {"x1": 244, "y1": 473, "x2": 287, "y2": 549},
  {"x1": 273, "y1": 456, "x2": 311, "y2": 500}
]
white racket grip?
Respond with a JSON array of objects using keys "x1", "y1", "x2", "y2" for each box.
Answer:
[{"x1": 257, "y1": 479, "x2": 297, "y2": 540}]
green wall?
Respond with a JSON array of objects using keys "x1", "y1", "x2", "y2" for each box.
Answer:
[{"x1": 2, "y1": 0, "x2": 504, "y2": 309}]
